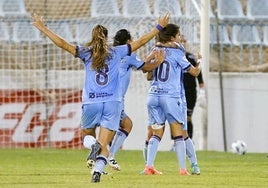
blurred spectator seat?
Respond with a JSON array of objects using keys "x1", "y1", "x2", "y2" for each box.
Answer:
[
  {"x1": 12, "y1": 21, "x2": 42, "y2": 43},
  {"x1": 154, "y1": 0, "x2": 182, "y2": 17},
  {"x1": 122, "y1": 0, "x2": 152, "y2": 17},
  {"x1": 75, "y1": 21, "x2": 95, "y2": 44},
  {"x1": 210, "y1": 24, "x2": 231, "y2": 45},
  {"x1": 47, "y1": 22, "x2": 74, "y2": 43},
  {"x1": 247, "y1": 0, "x2": 268, "y2": 20},
  {"x1": 185, "y1": 0, "x2": 214, "y2": 19},
  {"x1": 217, "y1": 0, "x2": 245, "y2": 20},
  {"x1": 181, "y1": 23, "x2": 200, "y2": 44},
  {"x1": 0, "y1": 0, "x2": 29, "y2": 17},
  {"x1": 0, "y1": 22, "x2": 10, "y2": 41},
  {"x1": 231, "y1": 25, "x2": 261, "y2": 46},
  {"x1": 263, "y1": 26, "x2": 268, "y2": 46},
  {"x1": 91, "y1": 0, "x2": 120, "y2": 17}
]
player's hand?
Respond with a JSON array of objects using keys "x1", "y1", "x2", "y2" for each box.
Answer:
[
  {"x1": 31, "y1": 13, "x2": 46, "y2": 28},
  {"x1": 146, "y1": 49, "x2": 165, "y2": 65},
  {"x1": 197, "y1": 52, "x2": 202, "y2": 60},
  {"x1": 154, "y1": 49, "x2": 165, "y2": 65},
  {"x1": 197, "y1": 88, "x2": 206, "y2": 109},
  {"x1": 157, "y1": 12, "x2": 170, "y2": 28}
]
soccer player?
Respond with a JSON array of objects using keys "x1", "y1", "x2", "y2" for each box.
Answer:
[
  {"x1": 181, "y1": 35, "x2": 205, "y2": 139},
  {"x1": 31, "y1": 12, "x2": 169, "y2": 183},
  {"x1": 108, "y1": 29, "x2": 165, "y2": 171},
  {"x1": 142, "y1": 24, "x2": 201, "y2": 175}
]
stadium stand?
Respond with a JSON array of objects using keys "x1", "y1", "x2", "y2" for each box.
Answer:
[
  {"x1": 46, "y1": 22, "x2": 74, "y2": 43},
  {"x1": 12, "y1": 21, "x2": 42, "y2": 43},
  {"x1": 153, "y1": 0, "x2": 182, "y2": 17},
  {"x1": 122, "y1": 0, "x2": 152, "y2": 17},
  {"x1": 263, "y1": 26, "x2": 268, "y2": 46},
  {"x1": 231, "y1": 25, "x2": 261, "y2": 46},
  {"x1": 246, "y1": 0, "x2": 268, "y2": 20},
  {"x1": 217, "y1": 0, "x2": 246, "y2": 21},
  {"x1": 74, "y1": 21, "x2": 95, "y2": 44},
  {"x1": 0, "y1": 0, "x2": 29, "y2": 17},
  {"x1": 0, "y1": 0, "x2": 266, "y2": 72},
  {"x1": 185, "y1": 0, "x2": 214, "y2": 19},
  {"x1": 210, "y1": 24, "x2": 231, "y2": 45},
  {"x1": 0, "y1": 22, "x2": 10, "y2": 42},
  {"x1": 91, "y1": 0, "x2": 120, "y2": 17}
]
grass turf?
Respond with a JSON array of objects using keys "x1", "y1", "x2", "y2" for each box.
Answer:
[{"x1": 0, "y1": 149, "x2": 267, "y2": 188}]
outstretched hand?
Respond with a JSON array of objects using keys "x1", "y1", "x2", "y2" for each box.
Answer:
[
  {"x1": 157, "y1": 12, "x2": 170, "y2": 28},
  {"x1": 31, "y1": 13, "x2": 46, "y2": 28}
]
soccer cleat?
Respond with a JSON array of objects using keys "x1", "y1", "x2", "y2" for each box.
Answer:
[
  {"x1": 143, "y1": 166, "x2": 163, "y2": 175},
  {"x1": 179, "y1": 168, "x2": 190, "y2": 175},
  {"x1": 191, "y1": 163, "x2": 201, "y2": 175},
  {"x1": 86, "y1": 142, "x2": 101, "y2": 169},
  {"x1": 91, "y1": 171, "x2": 101, "y2": 183},
  {"x1": 108, "y1": 158, "x2": 121, "y2": 171}
]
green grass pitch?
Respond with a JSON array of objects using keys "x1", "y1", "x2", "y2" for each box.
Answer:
[{"x1": 0, "y1": 149, "x2": 267, "y2": 188}]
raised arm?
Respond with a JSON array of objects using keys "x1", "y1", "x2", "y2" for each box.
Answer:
[
  {"x1": 31, "y1": 13, "x2": 76, "y2": 56},
  {"x1": 130, "y1": 13, "x2": 170, "y2": 52}
]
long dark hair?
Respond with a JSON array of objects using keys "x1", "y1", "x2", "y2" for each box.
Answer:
[{"x1": 158, "y1": 24, "x2": 180, "y2": 43}]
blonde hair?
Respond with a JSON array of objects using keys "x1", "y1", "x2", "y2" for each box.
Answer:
[{"x1": 86, "y1": 25, "x2": 111, "y2": 71}]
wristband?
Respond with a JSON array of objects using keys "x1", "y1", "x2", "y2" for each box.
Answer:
[{"x1": 156, "y1": 24, "x2": 163, "y2": 31}]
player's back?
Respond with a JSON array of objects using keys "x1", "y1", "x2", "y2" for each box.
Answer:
[
  {"x1": 148, "y1": 46, "x2": 191, "y2": 98},
  {"x1": 76, "y1": 45, "x2": 130, "y2": 104}
]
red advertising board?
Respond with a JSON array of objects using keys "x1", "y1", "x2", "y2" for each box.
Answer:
[{"x1": 0, "y1": 89, "x2": 83, "y2": 148}]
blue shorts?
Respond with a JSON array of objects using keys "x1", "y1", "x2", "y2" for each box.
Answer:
[
  {"x1": 147, "y1": 95, "x2": 186, "y2": 129},
  {"x1": 81, "y1": 101, "x2": 121, "y2": 131}
]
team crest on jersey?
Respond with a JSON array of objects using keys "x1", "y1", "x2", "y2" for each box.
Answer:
[{"x1": 88, "y1": 92, "x2": 95, "y2": 98}]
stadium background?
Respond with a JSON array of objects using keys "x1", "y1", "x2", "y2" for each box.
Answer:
[{"x1": 0, "y1": 0, "x2": 267, "y2": 152}]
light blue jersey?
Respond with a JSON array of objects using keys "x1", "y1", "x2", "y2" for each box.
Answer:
[
  {"x1": 148, "y1": 46, "x2": 191, "y2": 99},
  {"x1": 76, "y1": 44, "x2": 131, "y2": 131},
  {"x1": 119, "y1": 53, "x2": 144, "y2": 119},
  {"x1": 147, "y1": 46, "x2": 191, "y2": 126},
  {"x1": 76, "y1": 44, "x2": 131, "y2": 104},
  {"x1": 119, "y1": 53, "x2": 144, "y2": 98}
]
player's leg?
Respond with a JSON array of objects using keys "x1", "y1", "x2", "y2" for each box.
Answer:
[
  {"x1": 143, "y1": 125, "x2": 153, "y2": 164},
  {"x1": 82, "y1": 128, "x2": 96, "y2": 150},
  {"x1": 81, "y1": 103, "x2": 102, "y2": 169},
  {"x1": 142, "y1": 95, "x2": 164, "y2": 175},
  {"x1": 165, "y1": 97, "x2": 189, "y2": 175},
  {"x1": 182, "y1": 102, "x2": 200, "y2": 175},
  {"x1": 109, "y1": 114, "x2": 133, "y2": 171},
  {"x1": 185, "y1": 90, "x2": 197, "y2": 139},
  {"x1": 91, "y1": 101, "x2": 121, "y2": 183}
]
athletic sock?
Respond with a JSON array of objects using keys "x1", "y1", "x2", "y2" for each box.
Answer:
[
  {"x1": 94, "y1": 155, "x2": 108, "y2": 173},
  {"x1": 174, "y1": 136, "x2": 186, "y2": 169},
  {"x1": 109, "y1": 128, "x2": 128, "y2": 158},
  {"x1": 83, "y1": 135, "x2": 96, "y2": 149},
  {"x1": 185, "y1": 136, "x2": 198, "y2": 165},
  {"x1": 146, "y1": 135, "x2": 161, "y2": 167},
  {"x1": 143, "y1": 141, "x2": 148, "y2": 163}
]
